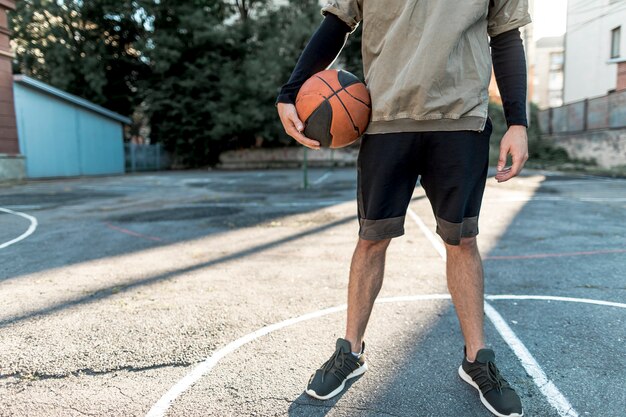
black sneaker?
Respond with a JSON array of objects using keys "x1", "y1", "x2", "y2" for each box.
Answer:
[
  {"x1": 305, "y1": 338, "x2": 368, "y2": 400},
  {"x1": 458, "y1": 348, "x2": 523, "y2": 417}
]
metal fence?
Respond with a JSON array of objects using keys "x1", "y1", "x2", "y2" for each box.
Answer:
[
  {"x1": 125, "y1": 143, "x2": 171, "y2": 172},
  {"x1": 538, "y1": 89, "x2": 626, "y2": 134}
]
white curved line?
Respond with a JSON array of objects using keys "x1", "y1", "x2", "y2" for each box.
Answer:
[
  {"x1": 145, "y1": 303, "x2": 348, "y2": 417},
  {"x1": 486, "y1": 294, "x2": 626, "y2": 309},
  {"x1": 0, "y1": 207, "x2": 38, "y2": 249},
  {"x1": 145, "y1": 292, "x2": 624, "y2": 417},
  {"x1": 148, "y1": 206, "x2": 616, "y2": 416}
]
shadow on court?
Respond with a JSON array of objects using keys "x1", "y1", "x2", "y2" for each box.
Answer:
[
  {"x1": 0, "y1": 214, "x2": 355, "y2": 329},
  {"x1": 1, "y1": 170, "x2": 624, "y2": 416},
  {"x1": 217, "y1": 174, "x2": 625, "y2": 417},
  {"x1": 0, "y1": 170, "x2": 358, "y2": 281}
]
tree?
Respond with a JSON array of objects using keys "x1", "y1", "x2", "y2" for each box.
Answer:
[
  {"x1": 10, "y1": 0, "x2": 148, "y2": 117},
  {"x1": 142, "y1": 0, "x2": 322, "y2": 166},
  {"x1": 11, "y1": 0, "x2": 333, "y2": 166}
]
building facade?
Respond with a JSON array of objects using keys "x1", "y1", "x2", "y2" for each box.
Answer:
[
  {"x1": 564, "y1": 0, "x2": 626, "y2": 102},
  {"x1": 0, "y1": 0, "x2": 24, "y2": 180},
  {"x1": 533, "y1": 36, "x2": 564, "y2": 109}
]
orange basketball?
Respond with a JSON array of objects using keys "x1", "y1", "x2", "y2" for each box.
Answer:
[{"x1": 295, "y1": 69, "x2": 371, "y2": 148}]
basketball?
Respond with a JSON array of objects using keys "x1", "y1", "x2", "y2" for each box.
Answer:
[{"x1": 295, "y1": 69, "x2": 371, "y2": 148}]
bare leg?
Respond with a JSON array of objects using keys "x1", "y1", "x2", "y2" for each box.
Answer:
[
  {"x1": 344, "y1": 237, "x2": 391, "y2": 353},
  {"x1": 445, "y1": 236, "x2": 486, "y2": 361}
]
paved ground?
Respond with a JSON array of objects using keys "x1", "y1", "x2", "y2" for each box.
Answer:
[{"x1": 0, "y1": 168, "x2": 624, "y2": 417}]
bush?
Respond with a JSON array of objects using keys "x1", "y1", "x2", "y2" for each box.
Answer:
[{"x1": 488, "y1": 101, "x2": 573, "y2": 166}]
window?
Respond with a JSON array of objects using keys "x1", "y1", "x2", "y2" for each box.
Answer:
[
  {"x1": 611, "y1": 26, "x2": 621, "y2": 59},
  {"x1": 549, "y1": 52, "x2": 564, "y2": 69},
  {"x1": 549, "y1": 72, "x2": 563, "y2": 90}
]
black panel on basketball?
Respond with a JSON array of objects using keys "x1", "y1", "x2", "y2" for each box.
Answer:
[
  {"x1": 304, "y1": 99, "x2": 333, "y2": 148},
  {"x1": 337, "y1": 70, "x2": 360, "y2": 89}
]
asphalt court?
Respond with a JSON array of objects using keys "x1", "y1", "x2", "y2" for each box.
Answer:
[{"x1": 0, "y1": 168, "x2": 624, "y2": 416}]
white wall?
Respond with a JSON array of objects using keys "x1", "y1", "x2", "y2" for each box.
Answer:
[{"x1": 564, "y1": 0, "x2": 626, "y2": 103}]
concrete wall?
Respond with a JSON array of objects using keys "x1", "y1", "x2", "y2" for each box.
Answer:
[
  {"x1": 564, "y1": 0, "x2": 626, "y2": 103},
  {"x1": 0, "y1": 153, "x2": 24, "y2": 181},
  {"x1": 219, "y1": 147, "x2": 358, "y2": 169},
  {"x1": 543, "y1": 129, "x2": 626, "y2": 168},
  {"x1": 539, "y1": 88, "x2": 626, "y2": 170}
]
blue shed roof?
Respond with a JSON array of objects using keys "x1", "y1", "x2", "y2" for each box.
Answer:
[{"x1": 13, "y1": 75, "x2": 132, "y2": 125}]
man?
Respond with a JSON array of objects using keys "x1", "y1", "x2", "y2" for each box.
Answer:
[{"x1": 276, "y1": 1, "x2": 530, "y2": 416}]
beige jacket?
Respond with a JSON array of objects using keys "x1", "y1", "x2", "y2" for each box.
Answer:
[{"x1": 321, "y1": 0, "x2": 531, "y2": 133}]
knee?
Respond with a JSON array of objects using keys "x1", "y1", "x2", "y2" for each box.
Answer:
[
  {"x1": 357, "y1": 237, "x2": 391, "y2": 253},
  {"x1": 459, "y1": 236, "x2": 477, "y2": 249},
  {"x1": 445, "y1": 236, "x2": 478, "y2": 252}
]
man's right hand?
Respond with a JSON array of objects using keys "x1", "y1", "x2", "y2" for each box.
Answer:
[{"x1": 277, "y1": 103, "x2": 321, "y2": 150}]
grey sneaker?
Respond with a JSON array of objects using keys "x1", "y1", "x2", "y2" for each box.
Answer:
[
  {"x1": 458, "y1": 348, "x2": 523, "y2": 417},
  {"x1": 305, "y1": 338, "x2": 368, "y2": 400}
]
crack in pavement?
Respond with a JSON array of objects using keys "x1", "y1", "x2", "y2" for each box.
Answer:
[
  {"x1": 111, "y1": 384, "x2": 134, "y2": 401},
  {"x1": 21, "y1": 399, "x2": 98, "y2": 417},
  {"x1": 0, "y1": 361, "x2": 194, "y2": 382},
  {"x1": 46, "y1": 387, "x2": 99, "y2": 416}
]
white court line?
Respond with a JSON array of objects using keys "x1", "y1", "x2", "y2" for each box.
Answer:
[
  {"x1": 197, "y1": 200, "x2": 346, "y2": 208},
  {"x1": 0, "y1": 207, "x2": 38, "y2": 250},
  {"x1": 145, "y1": 291, "x2": 623, "y2": 417},
  {"x1": 147, "y1": 208, "x2": 615, "y2": 416},
  {"x1": 484, "y1": 304, "x2": 578, "y2": 417},
  {"x1": 482, "y1": 196, "x2": 626, "y2": 203},
  {"x1": 145, "y1": 303, "x2": 348, "y2": 417},
  {"x1": 406, "y1": 207, "x2": 579, "y2": 417},
  {"x1": 487, "y1": 294, "x2": 626, "y2": 309},
  {"x1": 406, "y1": 208, "x2": 445, "y2": 258},
  {"x1": 312, "y1": 171, "x2": 332, "y2": 186}
]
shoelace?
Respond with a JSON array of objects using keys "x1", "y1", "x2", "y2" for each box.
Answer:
[
  {"x1": 320, "y1": 349, "x2": 351, "y2": 382},
  {"x1": 471, "y1": 361, "x2": 510, "y2": 394}
]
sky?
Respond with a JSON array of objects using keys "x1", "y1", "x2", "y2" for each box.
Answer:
[{"x1": 532, "y1": 0, "x2": 568, "y2": 40}]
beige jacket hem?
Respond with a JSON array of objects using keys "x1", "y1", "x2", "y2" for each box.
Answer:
[{"x1": 366, "y1": 116, "x2": 487, "y2": 134}]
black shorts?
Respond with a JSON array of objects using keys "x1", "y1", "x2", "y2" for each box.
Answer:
[{"x1": 356, "y1": 119, "x2": 492, "y2": 245}]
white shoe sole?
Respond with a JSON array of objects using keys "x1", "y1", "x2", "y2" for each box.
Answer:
[
  {"x1": 305, "y1": 362, "x2": 369, "y2": 400},
  {"x1": 458, "y1": 366, "x2": 523, "y2": 417}
]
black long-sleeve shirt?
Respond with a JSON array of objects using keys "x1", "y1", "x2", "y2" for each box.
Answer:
[{"x1": 277, "y1": 14, "x2": 528, "y2": 127}]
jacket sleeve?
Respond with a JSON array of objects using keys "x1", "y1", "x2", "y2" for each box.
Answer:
[
  {"x1": 275, "y1": 14, "x2": 352, "y2": 105},
  {"x1": 491, "y1": 28, "x2": 528, "y2": 127},
  {"x1": 488, "y1": 0, "x2": 532, "y2": 37},
  {"x1": 321, "y1": 0, "x2": 363, "y2": 33}
]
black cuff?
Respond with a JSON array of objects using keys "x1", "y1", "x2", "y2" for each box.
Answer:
[{"x1": 490, "y1": 29, "x2": 528, "y2": 127}]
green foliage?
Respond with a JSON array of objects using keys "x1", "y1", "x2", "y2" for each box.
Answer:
[
  {"x1": 141, "y1": 0, "x2": 322, "y2": 166},
  {"x1": 14, "y1": 2, "x2": 589, "y2": 169},
  {"x1": 11, "y1": 0, "x2": 326, "y2": 166},
  {"x1": 488, "y1": 101, "x2": 572, "y2": 166},
  {"x1": 10, "y1": 0, "x2": 148, "y2": 117}
]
